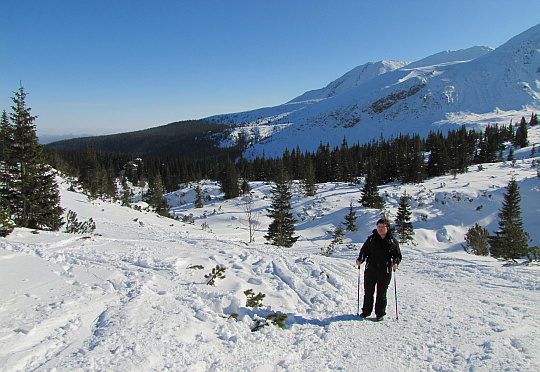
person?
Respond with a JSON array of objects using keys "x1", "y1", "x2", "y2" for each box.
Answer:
[{"x1": 356, "y1": 218, "x2": 402, "y2": 321}]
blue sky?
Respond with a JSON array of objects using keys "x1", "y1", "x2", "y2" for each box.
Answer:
[{"x1": 1, "y1": 1, "x2": 540, "y2": 140}]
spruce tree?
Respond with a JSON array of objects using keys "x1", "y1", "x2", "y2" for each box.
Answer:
[
  {"x1": 8, "y1": 86, "x2": 63, "y2": 230},
  {"x1": 395, "y1": 192, "x2": 414, "y2": 244},
  {"x1": 513, "y1": 117, "x2": 529, "y2": 148},
  {"x1": 488, "y1": 178, "x2": 530, "y2": 261},
  {"x1": 220, "y1": 158, "x2": 239, "y2": 199},
  {"x1": 359, "y1": 160, "x2": 384, "y2": 209},
  {"x1": 0, "y1": 110, "x2": 15, "y2": 211},
  {"x1": 530, "y1": 113, "x2": 538, "y2": 127},
  {"x1": 265, "y1": 175, "x2": 298, "y2": 248},
  {"x1": 301, "y1": 156, "x2": 317, "y2": 197},
  {"x1": 343, "y1": 201, "x2": 358, "y2": 231},
  {"x1": 144, "y1": 172, "x2": 170, "y2": 217}
]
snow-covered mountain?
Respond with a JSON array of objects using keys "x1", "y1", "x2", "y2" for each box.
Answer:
[{"x1": 210, "y1": 24, "x2": 540, "y2": 158}]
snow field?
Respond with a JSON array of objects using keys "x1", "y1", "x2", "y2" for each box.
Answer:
[{"x1": 1, "y1": 141, "x2": 540, "y2": 370}]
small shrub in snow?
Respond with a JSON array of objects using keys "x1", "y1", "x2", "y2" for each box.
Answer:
[
  {"x1": 65, "y1": 210, "x2": 96, "y2": 234},
  {"x1": 204, "y1": 265, "x2": 226, "y2": 286},
  {"x1": 463, "y1": 224, "x2": 490, "y2": 256},
  {"x1": 244, "y1": 289, "x2": 265, "y2": 307},
  {"x1": 251, "y1": 316, "x2": 270, "y2": 332},
  {"x1": 187, "y1": 264, "x2": 204, "y2": 270},
  {"x1": 321, "y1": 225, "x2": 345, "y2": 256},
  {"x1": 266, "y1": 313, "x2": 288, "y2": 329}
]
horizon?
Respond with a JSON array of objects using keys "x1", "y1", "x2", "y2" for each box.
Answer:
[{"x1": 2, "y1": 1, "x2": 540, "y2": 140}]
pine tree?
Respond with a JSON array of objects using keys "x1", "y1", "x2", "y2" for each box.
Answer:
[
  {"x1": 462, "y1": 224, "x2": 490, "y2": 256},
  {"x1": 301, "y1": 156, "x2": 317, "y2": 196},
  {"x1": 219, "y1": 158, "x2": 239, "y2": 199},
  {"x1": 530, "y1": 112, "x2": 538, "y2": 127},
  {"x1": 343, "y1": 201, "x2": 358, "y2": 231},
  {"x1": 0, "y1": 110, "x2": 15, "y2": 212},
  {"x1": 144, "y1": 172, "x2": 170, "y2": 217},
  {"x1": 359, "y1": 160, "x2": 384, "y2": 209},
  {"x1": 488, "y1": 178, "x2": 530, "y2": 261},
  {"x1": 265, "y1": 177, "x2": 298, "y2": 248},
  {"x1": 194, "y1": 182, "x2": 204, "y2": 208},
  {"x1": 8, "y1": 86, "x2": 63, "y2": 230},
  {"x1": 513, "y1": 117, "x2": 529, "y2": 148},
  {"x1": 395, "y1": 192, "x2": 414, "y2": 244}
]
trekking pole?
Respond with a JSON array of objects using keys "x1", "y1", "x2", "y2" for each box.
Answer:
[
  {"x1": 393, "y1": 269, "x2": 399, "y2": 320},
  {"x1": 357, "y1": 266, "x2": 361, "y2": 316}
]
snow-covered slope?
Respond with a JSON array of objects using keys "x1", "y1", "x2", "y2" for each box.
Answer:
[
  {"x1": 210, "y1": 24, "x2": 540, "y2": 158},
  {"x1": 1, "y1": 128, "x2": 539, "y2": 371}
]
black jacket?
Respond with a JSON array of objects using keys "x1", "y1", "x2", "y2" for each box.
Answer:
[{"x1": 357, "y1": 229, "x2": 402, "y2": 272}]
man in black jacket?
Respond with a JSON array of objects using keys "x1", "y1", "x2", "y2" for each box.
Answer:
[{"x1": 356, "y1": 218, "x2": 402, "y2": 321}]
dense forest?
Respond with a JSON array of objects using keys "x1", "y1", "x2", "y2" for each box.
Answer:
[{"x1": 44, "y1": 113, "x2": 538, "y2": 197}]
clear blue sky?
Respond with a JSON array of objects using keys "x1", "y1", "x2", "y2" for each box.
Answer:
[{"x1": 1, "y1": 0, "x2": 539, "y2": 140}]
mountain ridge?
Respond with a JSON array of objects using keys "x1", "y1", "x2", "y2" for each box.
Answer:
[{"x1": 47, "y1": 24, "x2": 540, "y2": 160}]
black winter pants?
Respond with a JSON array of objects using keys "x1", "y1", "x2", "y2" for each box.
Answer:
[{"x1": 362, "y1": 267, "x2": 392, "y2": 317}]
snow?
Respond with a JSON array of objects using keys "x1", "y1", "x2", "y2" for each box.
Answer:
[
  {"x1": 207, "y1": 24, "x2": 540, "y2": 159},
  {"x1": 1, "y1": 126, "x2": 540, "y2": 371}
]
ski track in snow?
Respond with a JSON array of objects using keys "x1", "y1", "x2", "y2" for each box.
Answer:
[{"x1": 1, "y1": 145, "x2": 540, "y2": 370}]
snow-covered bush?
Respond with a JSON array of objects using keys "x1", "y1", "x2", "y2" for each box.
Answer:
[{"x1": 64, "y1": 210, "x2": 96, "y2": 234}]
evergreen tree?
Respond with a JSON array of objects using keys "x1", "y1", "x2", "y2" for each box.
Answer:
[
  {"x1": 530, "y1": 112, "x2": 538, "y2": 127},
  {"x1": 144, "y1": 172, "x2": 170, "y2": 217},
  {"x1": 0, "y1": 206, "x2": 14, "y2": 237},
  {"x1": 219, "y1": 158, "x2": 239, "y2": 199},
  {"x1": 359, "y1": 160, "x2": 384, "y2": 209},
  {"x1": 0, "y1": 110, "x2": 15, "y2": 211},
  {"x1": 7, "y1": 86, "x2": 63, "y2": 230},
  {"x1": 395, "y1": 192, "x2": 414, "y2": 244},
  {"x1": 343, "y1": 201, "x2": 358, "y2": 231},
  {"x1": 488, "y1": 178, "x2": 530, "y2": 261},
  {"x1": 194, "y1": 182, "x2": 204, "y2": 208},
  {"x1": 265, "y1": 177, "x2": 298, "y2": 248},
  {"x1": 462, "y1": 224, "x2": 490, "y2": 256},
  {"x1": 513, "y1": 117, "x2": 529, "y2": 148},
  {"x1": 301, "y1": 156, "x2": 317, "y2": 197}
]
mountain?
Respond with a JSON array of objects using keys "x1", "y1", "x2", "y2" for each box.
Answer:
[
  {"x1": 210, "y1": 24, "x2": 540, "y2": 158},
  {"x1": 47, "y1": 24, "x2": 540, "y2": 160},
  {"x1": 45, "y1": 119, "x2": 242, "y2": 160}
]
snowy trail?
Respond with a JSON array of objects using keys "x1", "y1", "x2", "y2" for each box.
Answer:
[{"x1": 1, "y1": 155, "x2": 540, "y2": 371}]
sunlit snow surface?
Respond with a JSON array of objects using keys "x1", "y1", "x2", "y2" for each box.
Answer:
[{"x1": 1, "y1": 126, "x2": 539, "y2": 371}]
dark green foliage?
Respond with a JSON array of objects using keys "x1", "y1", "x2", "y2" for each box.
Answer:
[
  {"x1": 46, "y1": 119, "x2": 243, "y2": 160},
  {"x1": 343, "y1": 201, "x2": 358, "y2": 231},
  {"x1": 244, "y1": 289, "x2": 266, "y2": 307},
  {"x1": 488, "y1": 178, "x2": 531, "y2": 261},
  {"x1": 0, "y1": 207, "x2": 14, "y2": 237},
  {"x1": 204, "y1": 265, "x2": 226, "y2": 286},
  {"x1": 65, "y1": 210, "x2": 96, "y2": 234},
  {"x1": 266, "y1": 313, "x2": 288, "y2": 329},
  {"x1": 2, "y1": 87, "x2": 63, "y2": 231},
  {"x1": 396, "y1": 192, "x2": 414, "y2": 244},
  {"x1": 194, "y1": 183, "x2": 204, "y2": 208},
  {"x1": 265, "y1": 178, "x2": 298, "y2": 248},
  {"x1": 530, "y1": 112, "x2": 538, "y2": 127},
  {"x1": 301, "y1": 156, "x2": 317, "y2": 196},
  {"x1": 512, "y1": 117, "x2": 529, "y2": 148},
  {"x1": 462, "y1": 224, "x2": 490, "y2": 256},
  {"x1": 143, "y1": 172, "x2": 170, "y2": 217},
  {"x1": 219, "y1": 158, "x2": 239, "y2": 199},
  {"x1": 360, "y1": 161, "x2": 385, "y2": 209}
]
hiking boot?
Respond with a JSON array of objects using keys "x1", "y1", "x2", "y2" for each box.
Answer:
[
  {"x1": 358, "y1": 313, "x2": 369, "y2": 318},
  {"x1": 376, "y1": 316, "x2": 384, "y2": 322}
]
